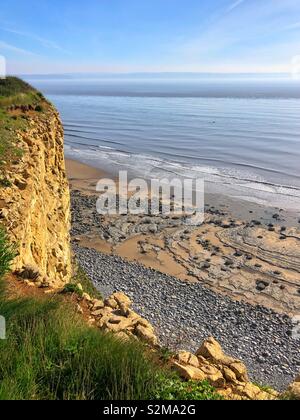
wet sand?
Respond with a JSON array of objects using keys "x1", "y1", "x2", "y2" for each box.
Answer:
[{"x1": 66, "y1": 159, "x2": 115, "y2": 195}]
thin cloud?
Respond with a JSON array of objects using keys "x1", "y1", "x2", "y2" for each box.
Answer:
[
  {"x1": 285, "y1": 21, "x2": 300, "y2": 30},
  {"x1": 1, "y1": 27, "x2": 70, "y2": 54},
  {"x1": 226, "y1": 0, "x2": 245, "y2": 13},
  {"x1": 0, "y1": 40, "x2": 38, "y2": 56}
]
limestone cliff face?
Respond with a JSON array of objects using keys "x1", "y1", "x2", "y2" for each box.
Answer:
[{"x1": 0, "y1": 104, "x2": 71, "y2": 287}]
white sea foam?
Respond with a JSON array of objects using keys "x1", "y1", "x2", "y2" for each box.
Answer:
[{"x1": 64, "y1": 144, "x2": 300, "y2": 210}]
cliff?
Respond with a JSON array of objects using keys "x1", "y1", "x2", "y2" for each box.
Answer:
[{"x1": 0, "y1": 79, "x2": 71, "y2": 287}]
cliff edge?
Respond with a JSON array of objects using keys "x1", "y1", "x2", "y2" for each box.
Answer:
[{"x1": 0, "y1": 77, "x2": 71, "y2": 287}]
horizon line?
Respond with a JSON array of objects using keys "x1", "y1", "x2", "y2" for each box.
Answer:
[{"x1": 13, "y1": 71, "x2": 293, "y2": 78}]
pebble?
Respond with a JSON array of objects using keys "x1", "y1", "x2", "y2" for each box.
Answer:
[{"x1": 75, "y1": 245, "x2": 300, "y2": 391}]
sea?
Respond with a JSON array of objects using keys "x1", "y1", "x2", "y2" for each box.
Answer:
[{"x1": 26, "y1": 74, "x2": 300, "y2": 210}]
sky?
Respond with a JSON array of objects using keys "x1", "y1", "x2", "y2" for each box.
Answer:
[{"x1": 0, "y1": 0, "x2": 300, "y2": 74}]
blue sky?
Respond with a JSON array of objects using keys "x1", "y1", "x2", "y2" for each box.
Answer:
[{"x1": 0, "y1": 0, "x2": 300, "y2": 74}]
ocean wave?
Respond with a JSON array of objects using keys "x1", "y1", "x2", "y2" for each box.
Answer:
[{"x1": 64, "y1": 144, "x2": 300, "y2": 209}]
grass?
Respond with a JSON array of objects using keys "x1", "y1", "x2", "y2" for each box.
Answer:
[
  {"x1": 253, "y1": 382, "x2": 274, "y2": 393},
  {"x1": 0, "y1": 77, "x2": 34, "y2": 98},
  {"x1": 0, "y1": 283, "x2": 221, "y2": 400},
  {"x1": 62, "y1": 283, "x2": 84, "y2": 298},
  {"x1": 0, "y1": 228, "x2": 15, "y2": 279},
  {"x1": 70, "y1": 265, "x2": 103, "y2": 300},
  {"x1": 0, "y1": 77, "x2": 46, "y2": 175},
  {"x1": 0, "y1": 291, "x2": 159, "y2": 400},
  {"x1": 0, "y1": 233, "x2": 222, "y2": 400},
  {"x1": 0, "y1": 77, "x2": 42, "y2": 108}
]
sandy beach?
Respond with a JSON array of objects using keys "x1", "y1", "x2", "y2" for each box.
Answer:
[{"x1": 65, "y1": 159, "x2": 114, "y2": 195}]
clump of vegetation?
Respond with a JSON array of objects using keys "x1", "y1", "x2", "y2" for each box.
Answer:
[
  {"x1": 35, "y1": 105, "x2": 43, "y2": 112},
  {"x1": 0, "y1": 77, "x2": 47, "y2": 174},
  {"x1": 0, "y1": 77, "x2": 43, "y2": 108},
  {"x1": 0, "y1": 178, "x2": 12, "y2": 188},
  {"x1": 71, "y1": 265, "x2": 103, "y2": 300},
  {"x1": 0, "y1": 77, "x2": 33, "y2": 98},
  {"x1": 0, "y1": 228, "x2": 15, "y2": 280},
  {"x1": 62, "y1": 283, "x2": 84, "y2": 297},
  {"x1": 62, "y1": 265, "x2": 103, "y2": 300},
  {"x1": 159, "y1": 346, "x2": 175, "y2": 363},
  {"x1": 151, "y1": 375, "x2": 223, "y2": 400},
  {"x1": 254, "y1": 382, "x2": 274, "y2": 393}
]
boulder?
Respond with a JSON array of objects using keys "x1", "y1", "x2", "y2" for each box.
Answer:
[
  {"x1": 82, "y1": 292, "x2": 92, "y2": 302},
  {"x1": 172, "y1": 362, "x2": 206, "y2": 381},
  {"x1": 196, "y1": 337, "x2": 248, "y2": 382},
  {"x1": 112, "y1": 292, "x2": 131, "y2": 308},
  {"x1": 287, "y1": 375, "x2": 300, "y2": 400},
  {"x1": 229, "y1": 361, "x2": 248, "y2": 383},
  {"x1": 106, "y1": 317, "x2": 133, "y2": 333},
  {"x1": 104, "y1": 297, "x2": 118, "y2": 309},
  {"x1": 92, "y1": 299, "x2": 105, "y2": 310},
  {"x1": 196, "y1": 336, "x2": 230, "y2": 363},
  {"x1": 135, "y1": 324, "x2": 158, "y2": 346},
  {"x1": 89, "y1": 292, "x2": 159, "y2": 346},
  {"x1": 176, "y1": 351, "x2": 199, "y2": 368},
  {"x1": 223, "y1": 366, "x2": 237, "y2": 383},
  {"x1": 198, "y1": 364, "x2": 226, "y2": 388}
]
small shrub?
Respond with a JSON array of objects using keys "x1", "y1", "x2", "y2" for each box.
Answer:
[
  {"x1": 151, "y1": 375, "x2": 223, "y2": 400},
  {"x1": 62, "y1": 283, "x2": 84, "y2": 297},
  {"x1": 159, "y1": 347, "x2": 175, "y2": 363},
  {"x1": 35, "y1": 105, "x2": 43, "y2": 113},
  {"x1": 0, "y1": 178, "x2": 12, "y2": 188},
  {"x1": 72, "y1": 265, "x2": 102, "y2": 300},
  {"x1": 36, "y1": 92, "x2": 45, "y2": 100}
]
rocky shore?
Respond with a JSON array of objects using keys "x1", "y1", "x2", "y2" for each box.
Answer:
[
  {"x1": 74, "y1": 244, "x2": 300, "y2": 391},
  {"x1": 68, "y1": 164, "x2": 300, "y2": 392},
  {"x1": 71, "y1": 189, "x2": 300, "y2": 314}
]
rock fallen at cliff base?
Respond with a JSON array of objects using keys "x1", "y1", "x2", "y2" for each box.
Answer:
[
  {"x1": 172, "y1": 337, "x2": 278, "y2": 400},
  {"x1": 74, "y1": 245, "x2": 300, "y2": 391},
  {"x1": 286, "y1": 374, "x2": 300, "y2": 400},
  {"x1": 78, "y1": 286, "x2": 279, "y2": 400},
  {"x1": 82, "y1": 291, "x2": 159, "y2": 346}
]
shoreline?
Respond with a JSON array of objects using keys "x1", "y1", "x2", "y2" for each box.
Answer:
[
  {"x1": 66, "y1": 157, "x2": 299, "y2": 225},
  {"x1": 67, "y1": 155, "x2": 300, "y2": 390},
  {"x1": 65, "y1": 158, "x2": 114, "y2": 195},
  {"x1": 67, "y1": 156, "x2": 300, "y2": 314}
]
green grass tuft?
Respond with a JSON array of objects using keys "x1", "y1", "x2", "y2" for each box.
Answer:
[
  {"x1": 62, "y1": 283, "x2": 84, "y2": 298},
  {"x1": 71, "y1": 265, "x2": 103, "y2": 300},
  {"x1": 0, "y1": 228, "x2": 15, "y2": 280}
]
